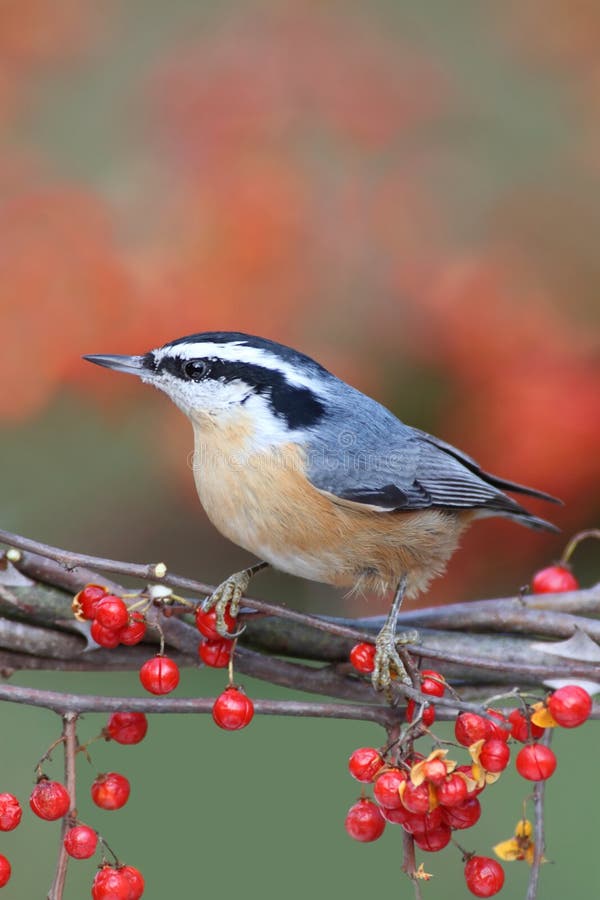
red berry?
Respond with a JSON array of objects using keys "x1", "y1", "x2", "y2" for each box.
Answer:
[
  {"x1": 349, "y1": 642, "x2": 376, "y2": 674},
  {"x1": 344, "y1": 798, "x2": 385, "y2": 842},
  {"x1": 106, "y1": 712, "x2": 148, "y2": 745},
  {"x1": 465, "y1": 856, "x2": 505, "y2": 897},
  {"x1": 74, "y1": 584, "x2": 107, "y2": 620},
  {"x1": 455, "y1": 712, "x2": 490, "y2": 746},
  {"x1": 195, "y1": 606, "x2": 236, "y2": 640},
  {"x1": 91, "y1": 619, "x2": 122, "y2": 649},
  {"x1": 139, "y1": 656, "x2": 180, "y2": 695},
  {"x1": 95, "y1": 596, "x2": 129, "y2": 632},
  {"x1": 406, "y1": 699, "x2": 435, "y2": 727},
  {"x1": 348, "y1": 747, "x2": 384, "y2": 783},
  {"x1": 420, "y1": 669, "x2": 446, "y2": 697},
  {"x1": 401, "y1": 780, "x2": 431, "y2": 814},
  {"x1": 532, "y1": 564, "x2": 579, "y2": 594},
  {"x1": 548, "y1": 685, "x2": 592, "y2": 728},
  {"x1": 437, "y1": 773, "x2": 468, "y2": 808},
  {"x1": 92, "y1": 866, "x2": 131, "y2": 900},
  {"x1": 479, "y1": 739, "x2": 510, "y2": 773},
  {"x1": 118, "y1": 613, "x2": 147, "y2": 646},
  {"x1": 121, "y1": 865, "x2": 145, "y2": 899},
  {"x1": 508, "y1": 708, "x2": 545, "y2": 742},
  {"x1": 515, "y1": 744, "x2": 557, "y2": 781},
  {"x1": 91, "y1": 772, "x2": 130, "y2": 810},
  {"x1": 400, "y1": 806, "x2": 443, "y2": 835},
  {"x1": 373, "y1": 769, "x2": 406, "y2": 808},
  {"x1": 413, "y1": 823, "x2": 451, "y2": 852},
  {"x1": 0, "y1": 793, "x2": 21, "y2": 831},
  {"x1": 64, "y1": 824, "x2": 98, "y2": 859},
  {"x1": 199, "y1": 638, "x2": 234, "y2": 668},
  {"x1": 380, "y1": 804, "x2": 412, "y2": 826},
  {"x1": 442, "y1": 797, "x2": 481, "y2": 830},
  {"x1": 29, "y1": 779, "x2": 70, "y2": 820},
  {"x1": 0, "y1": 856, "x2": 11, "y2": 888},
  {"x1": 421, "y1": 758, "x2": 448, "y2": 786},
  {"x1": 486, "y1": 709, "x2": 511, "y2": 742},
  {"x1": 212, "y1": 686, "x2": 254, "y2": 730}
]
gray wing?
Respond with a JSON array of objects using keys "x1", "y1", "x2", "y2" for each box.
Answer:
[{"x1": 305, "y1": 385, "x2": 559, "y2": 532}]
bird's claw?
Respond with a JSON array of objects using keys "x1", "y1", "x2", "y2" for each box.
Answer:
[
  {"x1": 371, "y1": 629, "x2": 419, "y2": 691},
  {"x1": 202, "y1": 569, "x2": 252, "y2": 638}
]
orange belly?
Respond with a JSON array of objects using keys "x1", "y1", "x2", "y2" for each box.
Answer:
[{"x1": 191, "y1": 422, "x2": 474, "y2": 598}]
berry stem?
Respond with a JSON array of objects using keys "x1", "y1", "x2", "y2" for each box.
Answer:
[
  {"x1": 125, "y1": 597, "x2": 151, "y2": 614},
  {"x1": 34, "y1": 734, "x2": 66, "y2": 780},
  {"x1": 47, "y1": 712, "x2": 78, "y2": 900},
  {"x1": 227, "y1": 639, "x2": 238, "y2": 687},
  {"x1": 450, "y1": 837, "x2": 472, "y2": 860},
  {"x1": 561, "y1": 528, "x2": 600, "y2": 566},
  {"x1": 98, "y1": 835, "x2": 121, "y2": 868},
  {"x1": 152, "y1": 621, "x2": 166, "y2": 657}
]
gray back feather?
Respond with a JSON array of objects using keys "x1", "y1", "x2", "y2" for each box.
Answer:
[{"x1": 305, "y1": 379, "x2": 558, "y2": 532}]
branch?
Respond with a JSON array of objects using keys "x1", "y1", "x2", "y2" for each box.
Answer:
[
  {"x1": 526, "y1": 731, "x2": 552, "y2": 900},
  {"x1": 48, "y1": 712, "x2": 78, "y2": 900},
  {"x1": 402, "y1": 831, "x2": 423, "y2": 900},
  {"x1": 0, "y1": 530, "x2": 372, "y2": 643},
  {"x1": 3, "y1": 565, "x2": 600, "y2": 693},
  {"x1": 0, "y1": 680, "x2": 397, "y2": 726},
  {"x1": 1, "y1": 528, "x2": 600, "y2": 708}
]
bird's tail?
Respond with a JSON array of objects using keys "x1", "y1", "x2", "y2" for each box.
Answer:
[{"x1": 477, "y1": 491, "x2": 561, "y2": 533}]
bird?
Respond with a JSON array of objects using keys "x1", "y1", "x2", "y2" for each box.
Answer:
[{"x1": 84, "y1": 331, "x2": 559, "y2": 688}]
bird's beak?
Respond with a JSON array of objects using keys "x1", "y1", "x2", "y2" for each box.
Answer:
[{"x1": 82, "y1": 354, "x2": 149, "y2": 376}]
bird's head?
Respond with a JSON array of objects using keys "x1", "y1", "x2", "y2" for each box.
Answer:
[{"x1": 84, "y1": 331, "x2": 330, "y2": 438}]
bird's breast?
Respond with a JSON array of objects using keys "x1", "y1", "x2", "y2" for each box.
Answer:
[
  {"x1": 190, "y1": 417, "x2": 472, "y2": 596},
  {"x1": 191, "y1": 422, "x2": 337, "y2": 576}
]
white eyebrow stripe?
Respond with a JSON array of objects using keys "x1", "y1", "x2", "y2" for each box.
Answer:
[{"x1": 153, "y1": 341, "x2": 324, "y2": 391}]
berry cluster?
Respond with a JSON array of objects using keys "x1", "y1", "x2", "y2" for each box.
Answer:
[
  {"x1": 0, "y1": 712, "x2": 146, "y2": 895},
  {"x1": 343, "y1": 545, "x2": 595, "y2": 895},
  {"x1": 63, "y1": 585, "x2": 257, "y2": 892},
  {"x1": 344, "y1": 669, "x2": 592, "y2": 894},
  {"x1": 0, "y1": 580, "x2": 258, "y2": 895},
  {"x1": 74, "y1": 584, "x2": 147, "y2": 649},
  {"x1": 75, "y1": 585, "x2": 256, "y2": 729}
]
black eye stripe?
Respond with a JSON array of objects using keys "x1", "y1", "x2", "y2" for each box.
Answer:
[{"x1": 154, "y1": 355, "x2": 326, "y2": 429}]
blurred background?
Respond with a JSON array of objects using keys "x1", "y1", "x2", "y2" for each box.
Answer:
[{"x1": 1, "y1": 1, "x2": 599, "y2": 897}]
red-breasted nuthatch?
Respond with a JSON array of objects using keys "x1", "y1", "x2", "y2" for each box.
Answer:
[{"x1": 85, "y1": 332, "x2": 559, "y2": 687}]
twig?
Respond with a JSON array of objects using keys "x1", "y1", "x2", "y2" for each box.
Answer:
[
  {"x1": 47, "y1": 712, "x2": 78, "y2": 900},
  {"x1": 0, "y1": 531, "x2": 170, "y2": 585},
  {"x1": 0, "y1": 681, "x2": 397, "y2": 726},
  {"x1": 526, "y1": 731, "x2": 551, "y2": 900},
  {"x1": 3, "y1": 536, "x2": 376, "y2": 643},
  {"x1": 353, "y1": 601, "x2": 600, "y2": 642},
  {"x1": 402, "y1": 831, "x2": 423, "y2": 900},
  {"x1": 400, "y1": 644, "x2": 600, "y2": 682}
]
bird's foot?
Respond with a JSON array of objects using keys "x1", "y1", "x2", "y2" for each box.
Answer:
[
  {"x1": 202, "y1": 567, "x2": 255, "y2": 638},
  {"x1": 371, "y1": 629, "x2": 419, "y2": 691}
]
